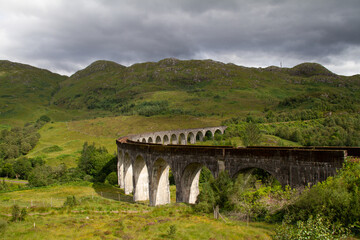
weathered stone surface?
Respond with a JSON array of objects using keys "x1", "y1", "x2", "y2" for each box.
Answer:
[{"x1": 116, "y1": 127, "x2": 356, "y2": 206}]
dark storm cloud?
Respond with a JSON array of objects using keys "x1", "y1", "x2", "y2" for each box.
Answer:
[{"x1": 0, "y1": 0, "x2": 360, "y2": 75}]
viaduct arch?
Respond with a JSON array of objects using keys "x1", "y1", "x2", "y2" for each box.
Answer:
[{"x1": 117, "y1": 126, "x2": 358, "y2": 206}]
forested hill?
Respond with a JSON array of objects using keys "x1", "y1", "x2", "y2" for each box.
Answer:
[
  {"x1": 52, "y1": 58, "x2": 360, "y2": 116},
  {"x1": 1, "y1": 58, "x2": 360, "y2": 121}
]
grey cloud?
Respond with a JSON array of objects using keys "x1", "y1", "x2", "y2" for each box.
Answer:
[{"x1": 0, "y1": 0, "x2": 360, "y2": 75}]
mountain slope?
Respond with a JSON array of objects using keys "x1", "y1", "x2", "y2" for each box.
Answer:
[
  {"x1": 53, "y1": 59, "x2": 360, "y2": 117},
  {"x1": 0, "y1": 60, "x2": 67, "y2": 123},
  {"x1": 1, "y1": 58, "x2": 360, "y2": 125}
]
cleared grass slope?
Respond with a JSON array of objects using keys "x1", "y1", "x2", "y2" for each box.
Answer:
[{"x1": 28, "y1": 115, "x2": 223, "y2": 167}]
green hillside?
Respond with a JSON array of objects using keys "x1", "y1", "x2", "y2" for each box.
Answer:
[
  {"x1": 1, "y1": 58, "x2": 360, "y2": 125},
  {"x1": 53, "y1": 59, "x2": 360, "y2": 118},
  {"x1": 0, "y1": 61, "x2": 114, "y2": 126},
  {"x1": 0, "y1": 61, "x2": 68, "y2": 125}
]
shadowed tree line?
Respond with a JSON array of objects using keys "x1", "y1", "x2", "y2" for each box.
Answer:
[
  {"x1": 0, "y1": 115, "x2": 50, "y2": 160},
  {"x1": 0, "y1": 141, "x2": 117, "y2": 188}
]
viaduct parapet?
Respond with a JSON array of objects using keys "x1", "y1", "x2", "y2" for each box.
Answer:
[{"x1": 116, "y1": 126, "x2": 358, "y2": 206}]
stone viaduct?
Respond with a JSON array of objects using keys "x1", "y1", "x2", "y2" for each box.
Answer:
[{"x1": 116, "y1": 126, "x2": 359, "y2": 206}]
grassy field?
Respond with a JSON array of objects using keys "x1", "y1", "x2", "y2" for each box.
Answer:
[
  {"x1": 27, "y1": 115, "x2": 223, "y2": 167},
  {"x1": 0, "y1": 183, "x2": 275, "y2": 239},
  {"x1": 27, "y1": 121, "x2": 115, "y2": 168},
  {"x1": 27, "y1": 113, "x2": 299, "y2": 168}
]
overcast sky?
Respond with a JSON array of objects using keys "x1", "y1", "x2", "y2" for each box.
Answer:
[{"x1": 1, "y1": 0, "x2": 360, "y2": 76}]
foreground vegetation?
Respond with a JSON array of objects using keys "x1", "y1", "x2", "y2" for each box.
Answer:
[
  {"x1": 0, "y1": 182, "x2": 274, "y2": 239},
  {"x1": 195, "y1": 158, "x2": 360, "y2": 239},
  {"x1": 1, "y1": 136, "x2": 359, "y2": 239}
]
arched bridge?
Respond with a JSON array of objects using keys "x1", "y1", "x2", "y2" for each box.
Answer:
[
  {"x1": 127, "y1": 126, "x2": 227, "y2": 145},
  {"x1": 116, "y1": 126, "x2": 359, "y2": 206}
]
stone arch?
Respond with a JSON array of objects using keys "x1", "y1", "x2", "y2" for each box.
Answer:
[
  {"x1": 181, "y1": 163, "x2": 204, "y2": 204},
  {"x1": 187, "y1": 132, "x2": 195, "y2": 144},
  {"x1": 214, "y1": 129, "x2": 222, "y2": 136},
  {"x1": 163, "y1": 135, "x2": 170, "y2": 145},
  {"x1": 179, "y1": 133, "x2": 186, "y2": 145},
  {"x1": 150, "y1": 158, "x2": 170, "y2": 206},
  {"x1": 214, "y1": 129, "x2": 223, "y2": 140},
  {"x1": 196, "y1": 131, "x2": 204, "y2": 142},
  {"x1": 133, "y1": 155, "x2": 149, "y2": 201},
  {"x1": 155, "y1": 136, "x2": 162, "y2": 144},
  {"x1": 205, "y1": 130, "x2": 213, "y2": 140},
  {"x1": 148, "y1": 137, "x2": 153, "y2": 143},
  {"x1": 171, "y1": 134, "x2": 177, "y2": 144},
  {"x1": 124, "y1": 152, "x2": 133, "y2": 194},
  {"x1": 142, "y1": 138, "x2": 146, "y2": 143}
]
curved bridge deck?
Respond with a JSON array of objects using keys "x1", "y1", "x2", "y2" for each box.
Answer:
[{"x1": 116, "y1": 126, "x2": 358, "y2": 206}]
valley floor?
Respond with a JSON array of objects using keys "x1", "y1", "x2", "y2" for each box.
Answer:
[{"x1": 0, "y1": 183, "x2": 274, "y2": 240}]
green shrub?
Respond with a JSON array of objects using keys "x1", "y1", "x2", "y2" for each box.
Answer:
[
  {"x1": 194, "y1": 182, "x2": 215, "y2": 213},
  {"x1": 195, "y1": 171, "x2": 233, "y2": 213},
  {"x1": 168, "y1": 224, "x2": 177, "y2": 237},
  {"x1": 241, "y1": 123, "x2": 262, "y2": 146},
  {"x1": 199, "y1": 167, "x2": 213, "y2": 184},
  {"x1": 28, "y1": 165, "x2": 54, "y2": 187},
  {"x1": 285, "y1": 160, "x2": 360, "y2": 233},
  {"x1": 13, "y1": 157, "x2": 32, "y2": 179},
  {"x1": 0, "y1": 180, "x2": 9, "y2": 191},
  {"x1": 63, "y1": 196, "x2": 78, "y2": 207},
  {"x1": 39, "y1": 115, "x2": 51, "y2": 122},
  {"x1": 273, "y1": 215, "x2": 349, "y2": 240},
  {"x1": 78, "y1": 142, "x2": 113, "y2": 178},
  {"x1": 135, "y1": 101, "x2": 169, "y2": 117},
  {"x1": 11, "y1": 204, "x2": 26, "y2": 222},
  {"x1": 42, "y1": 145, "x2": 63, "y2": 153},
  {"x1": 105, "y1": 172, "x2": 118, "y2": 185},
  {"x1": 11, "y1": 204, "x2": 20, "y2": 221},
  {"x1": 0, "y1": 120, "x2": 44, "y2": 160},
  {"x1": 20, "y1": 208, "x2": 27, "y2": 221},
  {"x1": 1, "y1": 163, "x2": 15, "y2": 178}
]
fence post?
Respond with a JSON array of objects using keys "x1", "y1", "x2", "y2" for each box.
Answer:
[{"x1": 214, "y1": 205, "x2": 219, "y2": 219}]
